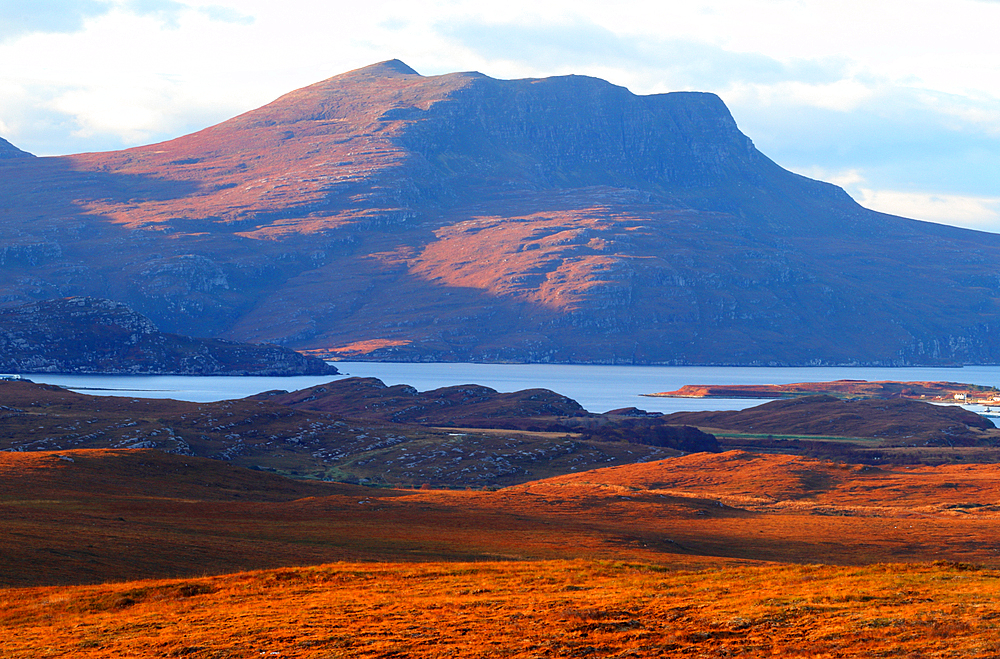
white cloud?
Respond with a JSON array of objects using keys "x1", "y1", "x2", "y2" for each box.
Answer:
[
  {"x1": 856, "y1": 189, "x2": 1000, "y2": 232},
  {"x1": 726, "y1": 78, "x2": 877, "y2": 113},
  {"x1": 789, "y1": 165, "x2": 1000, "y2": 233},
  {"x1": 0, "y1": 0, "x2": 112, "y2": 42}
]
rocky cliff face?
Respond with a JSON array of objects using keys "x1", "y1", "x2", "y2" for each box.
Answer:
[
  {"x1": 2, "y1": 61, "x2": 1000, "y2": 365},
  {"x1": 0, "y1": 297, "x2": 338, "y2": 375}
]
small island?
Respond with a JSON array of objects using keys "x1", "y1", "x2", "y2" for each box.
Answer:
[{"x1": 645, "y1": 380, "x2": 1000, "y2": 404}]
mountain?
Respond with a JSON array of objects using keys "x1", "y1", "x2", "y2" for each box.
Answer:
[
  {"x1": 3, "y1": 60, "x2": 1000, "y2": 364},
  {"x1": 0, "y1": 136, "x2": 32, "y2": 159},
  {"x1": 0, "y1": 296, "x2": 337, "y2": 375}
]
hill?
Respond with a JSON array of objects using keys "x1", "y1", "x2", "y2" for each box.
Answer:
[
  {"x1": 255, "y1": 375, "x2": 588, "y2": 423},
  {"x1": 0, "y1": 296, "x2": 337, "y2": 375},
  {"x1": 255, "y1": 376, "x2": 721, "y2": 454},
  {"x1": 3, "y1": 61, "x2": 1000, "y2": 364},
  {"x1": 0, "y1": 379, "x2": 684, "y2": 488},
  {"x1": 663, "y1": 395, "x2": 995, "y2": 445}
]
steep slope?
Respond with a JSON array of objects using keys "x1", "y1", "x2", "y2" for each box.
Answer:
[
  {"x1": 0, "y1": 136, "x2": 32, "y2": 158},
  {"x1": 3, "y1": 61, "x2": 1000, "y2": 363}
]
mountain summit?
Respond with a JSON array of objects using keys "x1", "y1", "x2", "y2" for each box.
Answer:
[{"x1": 1, "y1": 61, "x2": 1000, "y2": 365}]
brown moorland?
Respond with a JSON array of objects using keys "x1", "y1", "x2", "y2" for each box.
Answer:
[
  {"x1": 7, "y1": 448, "x2": 1000, "y2": 588},
  {"x1": 7, "y1": 448, "x2": 1000, "y2": 655}
]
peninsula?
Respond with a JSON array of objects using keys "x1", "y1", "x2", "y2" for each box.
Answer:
[{"x1": 646, "y1": 380, "x2": 1000, "y2": 403}]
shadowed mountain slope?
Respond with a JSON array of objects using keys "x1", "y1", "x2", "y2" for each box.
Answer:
[{"x1": 3, "y1": 61, "x2": 1000, "y2": 363}]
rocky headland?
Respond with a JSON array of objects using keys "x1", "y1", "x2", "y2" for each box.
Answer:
[{"x1": 0, "y1": 296, "x2": 337, "y2": 375}]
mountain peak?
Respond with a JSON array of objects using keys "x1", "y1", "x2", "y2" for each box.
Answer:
[{"x1": 344, "y1": 59, "x2": 421, "y2": 78}]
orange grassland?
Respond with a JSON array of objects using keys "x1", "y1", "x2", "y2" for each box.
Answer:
[
  {"x1": 6, "y1": 448, "x2": 1000, "y2": 656},
  {"x1": 5, "y1": 561, "x2": 1000, "y2": 657}
]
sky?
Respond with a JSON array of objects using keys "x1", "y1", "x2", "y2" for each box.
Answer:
[{"x1": 2, "y1": 0, "x2": 1000, "y2": 232}]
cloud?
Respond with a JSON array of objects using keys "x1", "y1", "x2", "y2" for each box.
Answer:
[
  {"x1": 0, "y1": 0, "x2": 113, "y2": 42},
  {"x1": 197, "y1": 4, "x2": 254, "y2": 25},
  {"x1": 123, "y1": 0, "x2": 188, "y2": 28},
  {"x1": 794, "y1": 165, "x2": 1000, "y2": 233},
  {"x1": 0, "y1": 0, "x2": 252, "y2": 43},
  {"x1": 122, "y1": 0, "x2": 254, "y2": 28},
  {"x1": 858, "y1": 189, "x2": 1000, "y2": 233},
  {"x1": 725, "y1": 82, "x2": 1000, "y2": 203},
  {"x1": 437, "y1": 19, "x2": 850, "y2": 93}
]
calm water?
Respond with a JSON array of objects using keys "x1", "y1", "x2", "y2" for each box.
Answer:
[{"x1": 21, "y1": 363, "x2": 1000, "y2": 415}]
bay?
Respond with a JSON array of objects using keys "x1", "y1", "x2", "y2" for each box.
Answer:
[{"x1": 20, "y1": 363, "x2": 1000, "y2": 415}]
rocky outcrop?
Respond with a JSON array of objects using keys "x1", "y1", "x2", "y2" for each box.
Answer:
[{"x1": 0, "y1": 297, "x2": 338, "y2": 375}]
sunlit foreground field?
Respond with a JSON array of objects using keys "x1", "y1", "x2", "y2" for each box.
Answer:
[
  {"x1": 5, "y1": 560, "x2": 1000, "y2": 657},
  {"x1": 5, "y1": 448, "x2": 1000, "y2": 656}
]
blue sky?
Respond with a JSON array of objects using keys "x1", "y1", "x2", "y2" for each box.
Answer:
[{"x1": 2, "y1": 0, "x2": 999, "y2": 232}]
